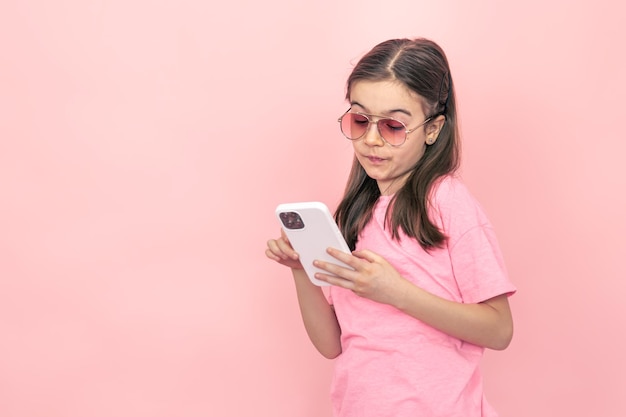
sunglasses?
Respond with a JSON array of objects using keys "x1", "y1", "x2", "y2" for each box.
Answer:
[{"x1": 338, "y1": 109, "x2": 435, "y2": 147}]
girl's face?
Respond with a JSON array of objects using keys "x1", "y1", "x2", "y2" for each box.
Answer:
[{"x1": 348, "y1": 80, "x2": 442, "y2": 195}]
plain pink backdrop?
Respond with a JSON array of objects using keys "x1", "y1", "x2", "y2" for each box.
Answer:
[{"x1": 1, "y1": 1, "x2": 625, "y2": 416}]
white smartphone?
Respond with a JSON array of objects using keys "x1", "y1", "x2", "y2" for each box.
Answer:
[{"x1": 275, "y1": 202, "x2": 352, "y2": 286}]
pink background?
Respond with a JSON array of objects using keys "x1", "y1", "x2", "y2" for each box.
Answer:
[{"x1": 1, "y1": 1, "x2": 625, "y2": 416}]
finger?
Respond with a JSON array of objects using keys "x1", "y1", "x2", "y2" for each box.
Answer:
[
  {"x1": 274, "y1": 236, "x2": 299, "y2": 260},
  {"x1": 314, "y1": 271, "x2": 355, "y2": 290},
  {"x1": 313, "y1": 258, "x2": 356, "y2": 280},
  {"x1": 266, "y1": 238, "x2": 295, "y2": 261},
  {"x1": 265, "y1": 248, "x2": 282, "y2": 262},
  {"x1": 325, "y1": 247, "x2": 362, "y2": 270},
  {"x1": 351, "y1": 249, "x2": 382, "y2": 263},
  {"x1": 266, "y1": 239, "x2": 285, "y2": 261}
]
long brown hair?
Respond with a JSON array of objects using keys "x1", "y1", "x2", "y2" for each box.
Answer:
[{"x1": 334, "y1": 38, "x2": 460, "y2": 250}]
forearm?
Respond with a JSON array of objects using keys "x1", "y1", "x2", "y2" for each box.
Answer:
[
  {"x1": 394, "y1": 282, "x2": 513, "y2": 350},
  {"x1": 292, "y1": 269, "x2": 342, "y2": 359}
]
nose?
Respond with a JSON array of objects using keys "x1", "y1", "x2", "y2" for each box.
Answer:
[{"x1": 362, "y1": 120, "x2": 385, "y2": 147}]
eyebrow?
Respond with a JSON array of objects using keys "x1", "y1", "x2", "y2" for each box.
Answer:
[{"x1": 350, "y1": 101, "x2": 413, "y2": 117}]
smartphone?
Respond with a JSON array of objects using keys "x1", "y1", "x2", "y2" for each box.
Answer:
[{"x1": 275, "y1": 202, "x2": 352, "y2": 286}]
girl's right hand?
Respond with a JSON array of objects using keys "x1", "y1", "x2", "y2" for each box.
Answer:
[{"x1": 265, "y1": 229, "x2": 304, "y2": 270}]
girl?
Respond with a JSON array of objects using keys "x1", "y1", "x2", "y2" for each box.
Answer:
[{"x1": 266, "y1": 38, "x2": 516, "y2": 417}]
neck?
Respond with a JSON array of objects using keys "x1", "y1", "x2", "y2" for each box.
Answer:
[{"x1": 378, "y1": 174, "x2": 410, "y2": 196}]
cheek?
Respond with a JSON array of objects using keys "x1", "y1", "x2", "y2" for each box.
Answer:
[
  {"x1": 353, "y1": 151, "x2": 368, "y2": 168},
  {"x1": 401, "y1": 142, "x2": 427, "y2": 165}
]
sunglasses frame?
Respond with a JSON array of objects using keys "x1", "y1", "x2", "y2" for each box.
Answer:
[{"x1": 337, "y1": 108, "x2": 435, "y2": 147}]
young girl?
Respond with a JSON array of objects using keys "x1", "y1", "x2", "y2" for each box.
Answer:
[{"x1": 266, "y1": 38, "x2": 516, "y2": 417}]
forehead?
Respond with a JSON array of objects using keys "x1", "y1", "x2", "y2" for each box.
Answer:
[{"x1": 349, "y1": 80, "x2": 425, "y2": 116}]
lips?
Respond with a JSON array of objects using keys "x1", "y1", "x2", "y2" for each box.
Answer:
[{"x1": 366, "y1": 155, "x2": 385, "y2": 163}]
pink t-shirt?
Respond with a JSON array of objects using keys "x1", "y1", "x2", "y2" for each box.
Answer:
[{"x1": 328, "y1": 176, "x2": 516, "y2": 417}]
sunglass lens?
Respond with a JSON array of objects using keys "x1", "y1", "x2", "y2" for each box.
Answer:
[
  {"x1": 378, "y1": 119, "x2": 406, "y2": 145},
  {"x1": 341, "y1": 113, "x2": 369, "y2": 140}
]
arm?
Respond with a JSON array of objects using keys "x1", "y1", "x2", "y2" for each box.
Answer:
[
  {"x1": 291, "y1": 269, "x2": 342, "y2": 358},
  {"x1": 314, "y1": 248, "x2": 513, "y2": 350},
  {"x1": 395, "y1": 287, "x2": 512, "y2": 350},
  {"x1": 266, "y1": 230, "x2": 342, "y2": 359}
]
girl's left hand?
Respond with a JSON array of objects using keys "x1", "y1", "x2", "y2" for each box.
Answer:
[{"x1": 313, "y1": 248, "x2": 411, "y2": 307}]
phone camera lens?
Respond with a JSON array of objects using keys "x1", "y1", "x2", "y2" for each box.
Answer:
[{"x1": 280, "y1": 212, "x2": 305, "y2": 230}]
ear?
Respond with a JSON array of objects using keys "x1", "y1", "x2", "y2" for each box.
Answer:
[{"x1": 425, "y1": 114, "x2": 446, "y2": 145}]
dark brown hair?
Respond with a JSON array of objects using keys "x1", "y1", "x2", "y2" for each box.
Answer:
[{"x1": 334, "y1": 38, "x2": 460, "y2": 250}]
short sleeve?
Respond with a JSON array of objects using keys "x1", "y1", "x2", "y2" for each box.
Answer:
[
  {"x1": 432, "y1": 176, "x2": 516, "y2": 303},
  {"x1": 449, "y1": 224, "x2": 516, "y2": 303}
]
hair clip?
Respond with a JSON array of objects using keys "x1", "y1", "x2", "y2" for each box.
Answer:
[{"x1": 438, "y1": 71, "x2": 452, "y2": 113}]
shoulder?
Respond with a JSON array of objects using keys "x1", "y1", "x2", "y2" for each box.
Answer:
[
  {"x1": 430, "y1": 174, "x2": 477, "y2": 208},
  {"x1": 429, "y1": 175, "x2": 492, "y2": 233}
]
